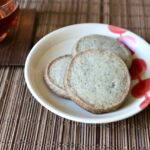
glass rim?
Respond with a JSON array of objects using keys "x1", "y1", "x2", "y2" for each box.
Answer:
[{"x1": 0, "y1": 0, "x2": 18, "y2": 8}]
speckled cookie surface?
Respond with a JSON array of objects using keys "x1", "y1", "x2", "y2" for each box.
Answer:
[
  {"x1": 73, "y1": 34, "x2": 132, "y2": 68},
  {"x1": 66, "y1": 50, "x2": 131, "y2": 113},
  {"x1": 44, "y1": 55, "x2": 71, "y2": 98}
]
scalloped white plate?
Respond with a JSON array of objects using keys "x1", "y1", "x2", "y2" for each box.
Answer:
[{"x1": 24, "y1": 23, "x2": 150, "y2": 123}]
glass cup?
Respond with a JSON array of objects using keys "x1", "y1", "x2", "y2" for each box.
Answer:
[{"x1": 0, "y1": 0, "x2": 19, "y2": 42}]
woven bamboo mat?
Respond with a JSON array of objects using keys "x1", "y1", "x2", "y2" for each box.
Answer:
[
  {"x1": 0, "y1": 0, "x2": 150, "y2": 149},
  {"x1": 0, "y1": 67, "x2": 149, "y2": 149}
]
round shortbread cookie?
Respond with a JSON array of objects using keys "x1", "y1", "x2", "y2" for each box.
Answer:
[
  {"x1": 65, "y1": 50, "x2": 131, "y2": 113},
  {"x1": 73, "y1": 34, "x2": 132, "y2": 68},
  {"x1": 44, "y1": 55, "x2": 71, "y2": 99}
]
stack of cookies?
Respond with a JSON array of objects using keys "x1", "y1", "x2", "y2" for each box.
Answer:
[{"x1": 44, "y1": 35, "x2": 132, "y2": 114}]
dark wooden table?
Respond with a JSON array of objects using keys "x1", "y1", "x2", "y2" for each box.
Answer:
[{"x1": 0, "y1": 0, "x2": 150, "y2": 149}]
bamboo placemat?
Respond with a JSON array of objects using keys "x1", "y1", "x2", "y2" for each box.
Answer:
[
  {"x1": 0, "y1": 0, "x2": 150, "y2": 149},
  {"x1": 0, "y1": 67, "x2": 149, "y2": 149}
]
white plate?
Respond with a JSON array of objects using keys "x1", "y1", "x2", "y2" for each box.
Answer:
[{"x1": 24, "y1": 23, "x2": 150, "y2": 123}]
